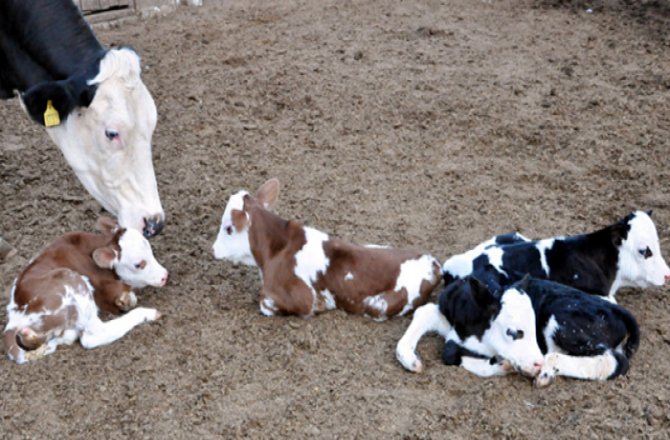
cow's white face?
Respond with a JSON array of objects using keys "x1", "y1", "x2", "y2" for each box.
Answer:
[
  {"x1": 114, "y1": 229, "x2": 168, "y2": 288},
  {"x1": 618, "y1": 211, "x2": 670, "y2": 288},
  {"x1": 212, "y1": 191, "x2": 256, "y2": 266},
  {"x1": 45, "y1": 48, "x2": 164, "y2": 238},
  {"x1": 484, "y1": 287, "x2": 544, "y2": 377}
]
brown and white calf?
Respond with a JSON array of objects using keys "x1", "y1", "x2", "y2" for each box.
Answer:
[
  {"x1": 3, "y1": 218, "x2": 168, "y2": 364},
  {"x1": 212, "y1": 179, "x2": 441, "y2": 319}
]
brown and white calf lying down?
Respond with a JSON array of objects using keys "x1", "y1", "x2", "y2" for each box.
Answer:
[
  {"x1": 3, "y1": 218, "x2": 168, "y2": 364},
  {"x1": 212, "y1": 179, "x2": 441, "y2": 319}
]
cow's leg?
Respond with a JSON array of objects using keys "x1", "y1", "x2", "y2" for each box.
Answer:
[
  {"x1": 442, "y1": 339, "x2": 513, "y2": 377},
  {"x1": 396, "y1": 303, "x2": 451, "y2": 373},
  {"x1": 534, "y1": 351, "x2": 621, "y2": 387},
  {"x1": 79, "y1": 308, "x2": 160, "y2": 349},
  {"x1": 460, "y1": 356, "x2": 514, "y2": 377},
  {"x1": 260, "y1": 281, "x2": 313, "y2": 317},
  {"x1": 362, "y1": 289, "x2": 409, "y2": 321}
]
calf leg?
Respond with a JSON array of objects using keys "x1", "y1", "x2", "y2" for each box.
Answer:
[
  {"x1": 260, "y1": 280, "x2": 314, "y2": 317},
  {"x1": 396, "y1": 303, "x2": 451, "y2": 373},
  {"x1": 79, "y1": 308, "x2": 160, "y2": 349},
  {"x1": 534, "y1": 350, "x2": 623, "y2": 387},
  {"x1": 443, "y1": 340, "x2": 513, "y2": 377},
  {"x1": 363, "y1": 289, "x2": 409, "y2": 321}
]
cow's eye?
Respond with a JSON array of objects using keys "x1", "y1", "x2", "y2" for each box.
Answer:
[
  {"x1": 105, "y1": 129, "x2": 119, "y2": 141},
  {"x1": 506, "y1": 328, "x2": 524, "y2": 340},
  {"x1": 134, "y1": 260, "x2": 146, "y2": 270},
  {"x1": 226, "y1": 226, "x2": 233, "y2": 235},
  {"x1": 639, "y1": 247, "x2": 653, "y2": 259}
]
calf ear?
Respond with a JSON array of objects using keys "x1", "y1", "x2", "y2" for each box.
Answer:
[
  {"x1": 610, "y1": 222, "x2": 630, "y2": 247},
  {"x1": 646, "y1": 209, "x2": 653, "y2": 218},
  {"x1": 21, "y1": 76, "x2": 97, "y2": 127},
  {"x1": 467, "y1": 277, "x2": 495, "y2": 310},
  {"x1": 92, "y1": 247, "x2": 118, "y2": 269},
  {"x1": 95, "y1": 216, "x2": 120, "y2": 234},
  {"x1": 231, "y1": 209, "x2": 248, "y2": 232},
  {"x1": 255, "y1": 178, "x2": 280, "y2": 210}
]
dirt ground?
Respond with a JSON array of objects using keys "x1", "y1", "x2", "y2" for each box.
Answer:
[{"x1": 1, "y1": 0, "x2": 670, "y2": 438}]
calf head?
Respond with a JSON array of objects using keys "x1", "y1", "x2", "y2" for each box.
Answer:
[
  {"x1": 212, "y1": 178, "x2": 280, "y2": 266},
  {"x1": 465, "y1": 277, "x2": 544, "y2": 377},
  {"x1": 93, "y1": 227, "x2": 168, "y2": 288},
  {"x1": 615, "y1": 211, "x2": 670, "y2": 289},
  {"x1": 21, "y1": 48, "x2": 164, "y2": 238}
]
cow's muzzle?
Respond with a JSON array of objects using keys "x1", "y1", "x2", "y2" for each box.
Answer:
[{"x1": 143, "y1": 214, "x2": 165, "y2": 238}]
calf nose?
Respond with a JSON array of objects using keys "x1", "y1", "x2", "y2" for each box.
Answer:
[
  {"x1": 161, "y1": 272, "x2": 169, "y2": 286},
  {"x1": 533, "y1": 359, "x2": 544, "y2": 372},
  {"x1": 143, "y1": 215, "x2": 165, "y2": 238},
  {"x1": 665, "y1": 274, "x2": 670, "y2": 284}
]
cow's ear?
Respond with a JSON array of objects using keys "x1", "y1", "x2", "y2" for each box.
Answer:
[
  {"x1": 255, "y1": 178, "x2": 280, "y2": 210},
  {"x1": 646, "y1": 209, "x2": 653, "y2": 218},
  {"x1": 95, "y1": 216, "x2": 120, "y2": 234},
  {"x1": 468, "y1": 277, "x2": 495, "y2": 310},
  {"x1": 21, "y1": 77, "x2": 97, "y2": 127},
  {"x1": 92, "y1": 247, "x2": 118, "y2": 269},
  {"x1": 231, "y1": 209, "x2": 248, "y2": 232}
]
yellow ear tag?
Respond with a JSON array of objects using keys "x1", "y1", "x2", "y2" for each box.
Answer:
[{"x1": 43, "y1": 100, "x2": 61, "y2": 127}]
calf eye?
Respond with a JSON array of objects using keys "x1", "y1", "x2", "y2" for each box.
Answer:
[
  {"x1": 639, "y1": 246, "x2": 653, "y2": 259},
  {"x1": 506, "y1": 328, "x2": 524, "y2": 340},
  {"x1": 105, "y1": 129, "x2": 119, "y2": 141},
  {"x1": 134, "y1": 260, "x2": 147, "y2": 270},
  {"x1": 225, "y1": 226, "x2": 233, "y2": 235}
]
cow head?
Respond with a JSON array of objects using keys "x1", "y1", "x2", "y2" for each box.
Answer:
[
  {"x1": 615, "y1": 210, "x2": 670, "y2": 289},
  {"x1": 21, "y1": 48, "x2": 164, "y2": 238},
  {"x1": 212, "y1": 178, "x2": 280, "y2": 266},
  {"x1": 93, "y1": 227, "x2": 168, "y2": 288},
  {"x1": 468, "y1": 277, "x2": 544, "y2": 377}
]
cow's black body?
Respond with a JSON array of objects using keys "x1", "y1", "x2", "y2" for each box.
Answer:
[{"x1": 0, "y1": 0, "x2": 105, "y2": 122}]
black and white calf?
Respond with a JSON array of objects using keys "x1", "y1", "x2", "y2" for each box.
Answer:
[
  {"x1": 396, "y1": 277, "x2": 640, "y2": 386},
  {"x1": 442, "y1": 211, "x2": 670, "y2": 302}
]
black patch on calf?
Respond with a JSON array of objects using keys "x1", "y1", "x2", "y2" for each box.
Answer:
[
  {"x1": 494, "y1": 232, "x2": 528, "y2": 246},
  {"x1": 438, "y1": 277, "x2": 501, "y2": 342}
]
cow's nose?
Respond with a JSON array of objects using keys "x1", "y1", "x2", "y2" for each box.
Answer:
[
  {"x1": 665, "y1": 274, "x2": 670, "y2": 284},
  {"x1": 161, "y1": 272, "x2": 169, "y2": 286},
  {"x1": 143, "y1": 215, "x2": 165, "y2": 238}
]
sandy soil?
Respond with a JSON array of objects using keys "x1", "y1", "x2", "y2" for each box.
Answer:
[{"x1": 1, "y1": 1, "x2": 670, "y2": 438}]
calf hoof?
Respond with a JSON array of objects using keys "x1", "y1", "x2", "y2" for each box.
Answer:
[
  {"x1": 396, "y1": 347, "x2": 423, "y2": 373},
  {"x1": 136, "y1": 307, "x2": 161, "y2": 322},
  {"x1": 115, "y1": 291, "x2": 138, "y2": 311},
  {"x1": 0, "y1": 237, "x2": 17, "y2": 262},
  {"x1": 534, "y1": 371, "x2": 555, "y2": 388}
]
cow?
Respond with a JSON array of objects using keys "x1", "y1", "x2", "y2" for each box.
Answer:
[
  {"x1": 442, "y1": 211, "x2": 670, "y2": 302},
  {"x1": 212, "y1": 179, "x2": 442, "y2": 320},
  {"x1": 396, "y1": 276, "x2": 640, "y2": 386},
  {"x1": 3, "y1": 217, "x2": 168, "y2": 364},
  {"x1": 0, "y1": 0, "x2": 164, "y2": 238}
]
